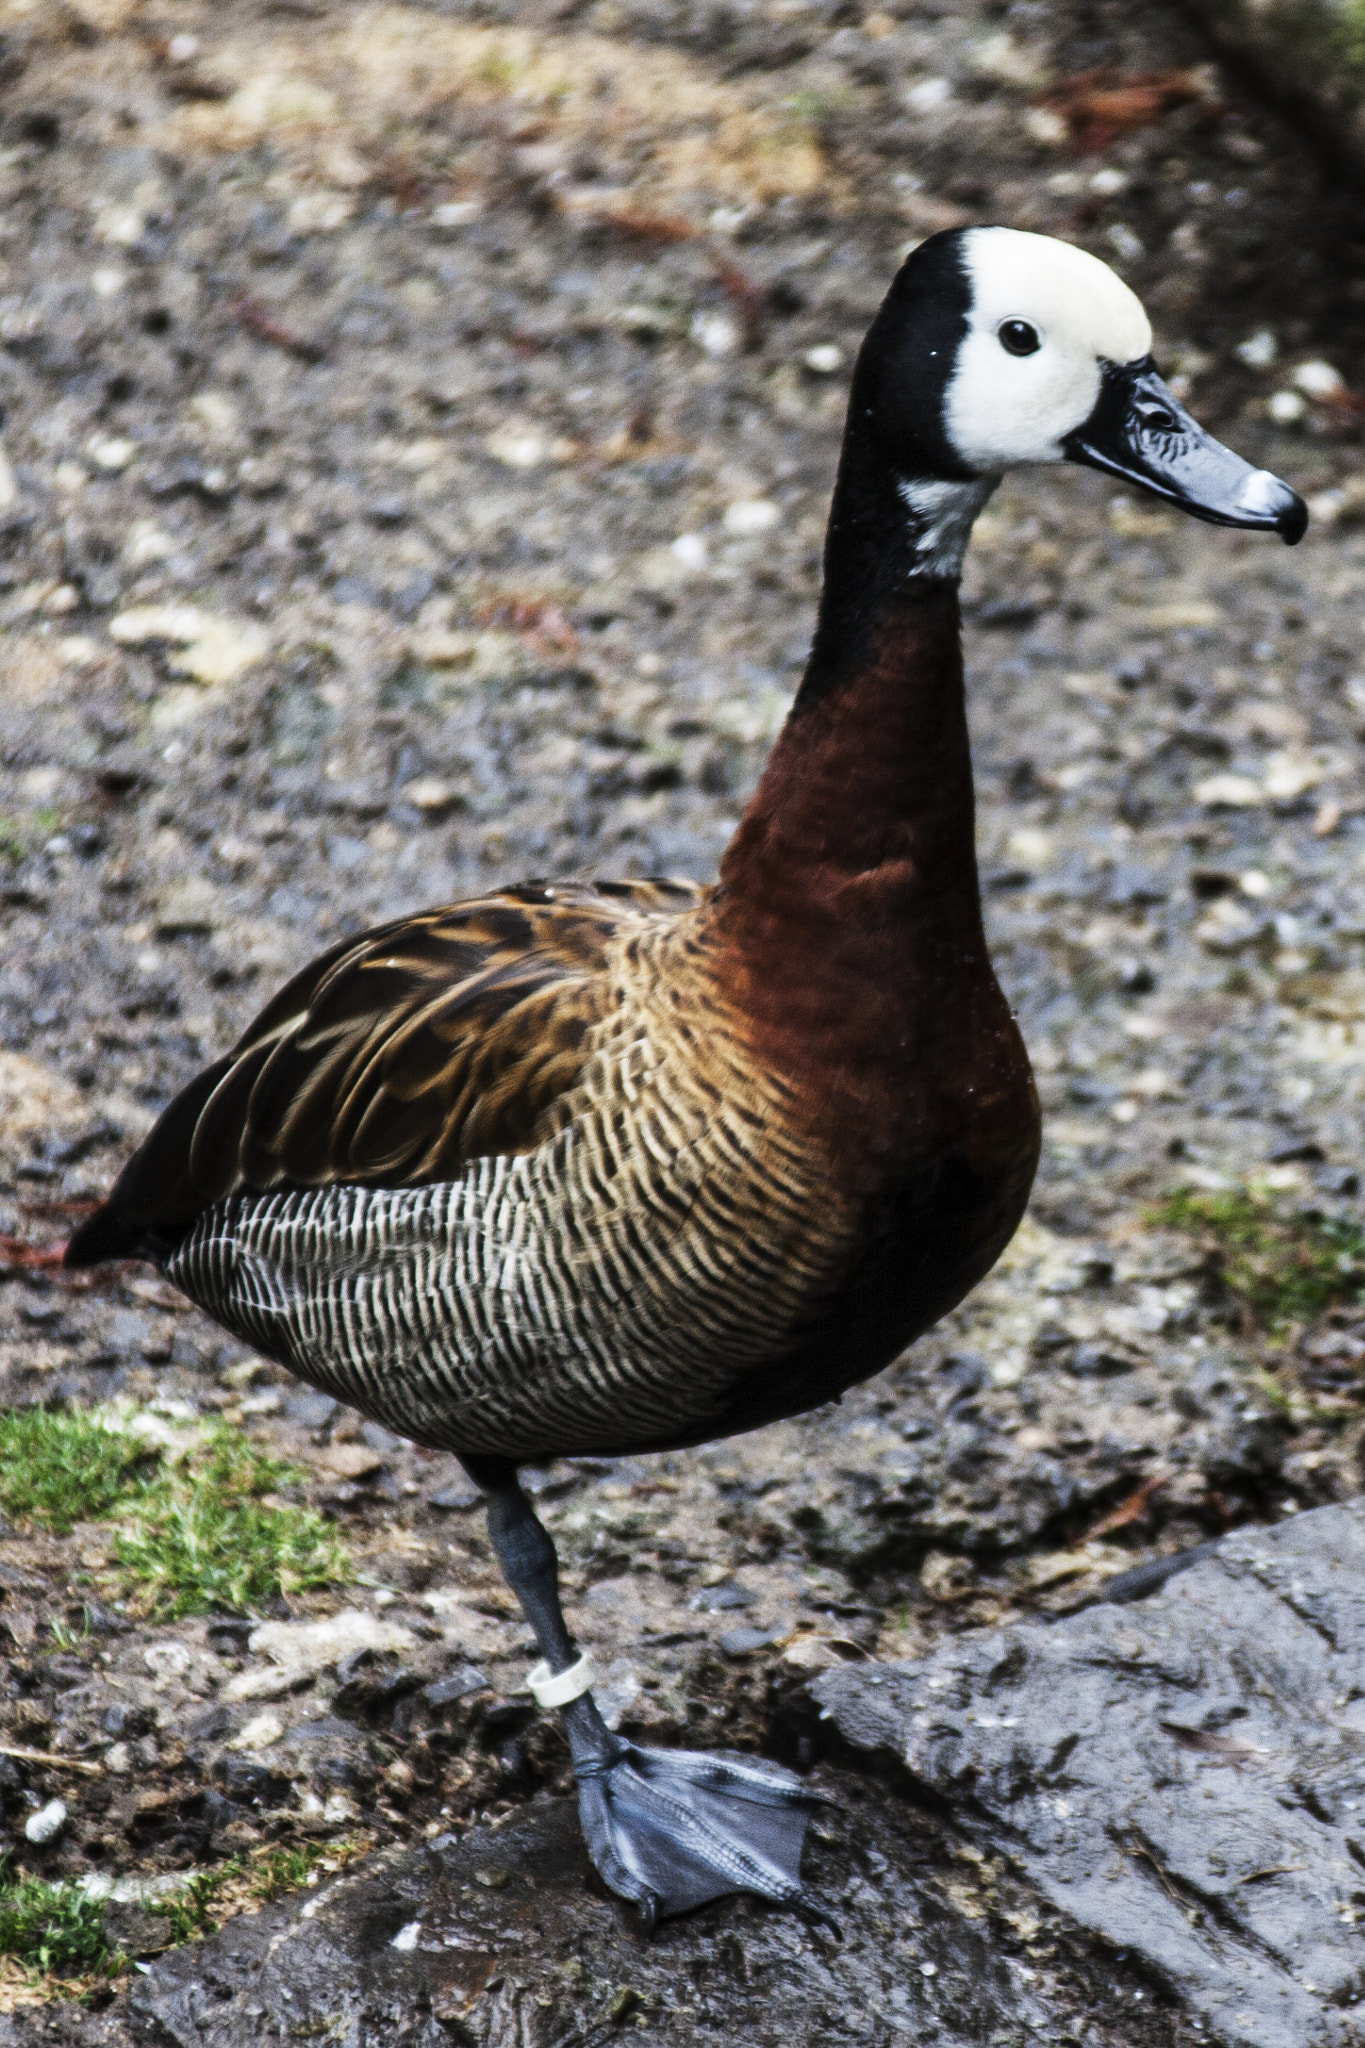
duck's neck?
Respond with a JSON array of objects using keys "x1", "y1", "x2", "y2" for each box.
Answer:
[{"x1": 713, "y1": 440, "x2": 1002, "y2": 1160}]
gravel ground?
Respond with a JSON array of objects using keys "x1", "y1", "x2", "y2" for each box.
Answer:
[{"x1": 3, "y1": 0, "x2": 1365, "y2": 2009}]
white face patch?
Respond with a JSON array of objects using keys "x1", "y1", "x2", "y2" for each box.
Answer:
[
  {"x1": 943, "y1": 228, "x2": 1152, "y2": 473},
  {"x1": 897, "y1": 476, "x2": 998, "y2": 578}
]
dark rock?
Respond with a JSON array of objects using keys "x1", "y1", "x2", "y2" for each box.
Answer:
[
  {"x1": 102, "y1": 1702, "x2": 152, "y2": 1740},
  {"x1": 814, "y1": 1500, "x2": 1365, "y2": 2048},
  {"x1": 1092, "y1": 1540, "x2": 1221, "y2": 1604},
  {"x1": 690, "y1": 1581, "x2": 752, "y2": 1611},
  {"x1": 213, "y1": 1754, "x2": 288, "y2": 1808},
  {"x1": 118, "y1": 1772, "x2": 1181, "y2": 2048},
  {"x1": 1200, "y1": 1410, "x2": 1288, "y2": 1488},
  {"x1": 102, "y1": 1902, "x2": 176, "y2": 1956},
  {"x1": 332, "y1": 1660, "x2": 425, "y2": 1722},
  {"x1": 205, "y1": 1618, "x2": 256, "y2": 1653},
  {"x1": 284, "y1": 1392, "x2": 339, "y2": 1428},
  {"x1": 187, "y1": 1705, "x2": 234, "y2": 1743},
  {"x1": 719, "y1": 1626, "x2": 777, "y2": 1656},
  {"x1": 423, "y1": 1666, "x2": 489, "y2": 1708},
  {"x1": 429, "y1": 1477, "x2": 482, "y2": 1511}
]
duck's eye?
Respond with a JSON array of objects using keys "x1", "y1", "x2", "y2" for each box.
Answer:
[{"x1": 998, "y1": 320, "x2": 1041, "y2": 357}]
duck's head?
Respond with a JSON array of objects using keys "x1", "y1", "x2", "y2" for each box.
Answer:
[{"x1": 854, "y1": 226, "x2": 1306, "y2": 571}]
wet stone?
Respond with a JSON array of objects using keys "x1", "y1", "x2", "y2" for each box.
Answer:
[
  {"x1": 27, "y1": 1774, "x2": 1191, "y2": 2048},
  {"x1": 814, "y1": 1500, "x2": 1365, "y2": 2048}
]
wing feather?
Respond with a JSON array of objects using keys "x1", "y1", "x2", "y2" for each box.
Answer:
[{"x1": 66, "y1": 878, "x2": 706, "y2": 1265}]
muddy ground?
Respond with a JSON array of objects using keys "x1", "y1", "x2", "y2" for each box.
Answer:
[{"x1": 3, "y1": 0, "x2": 1365, "y2": 2022}]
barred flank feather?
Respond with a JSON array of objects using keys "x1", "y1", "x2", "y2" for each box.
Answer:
[{"x1": 168, "y1": 1009, "x2": 855, "y2": 1461}]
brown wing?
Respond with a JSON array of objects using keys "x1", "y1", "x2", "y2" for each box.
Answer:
[{"x1": 67, "y1": 876, "x2": 706, "y2": 1265}]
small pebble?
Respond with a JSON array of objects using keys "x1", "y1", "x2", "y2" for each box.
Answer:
[
  {"x1": 402, "y1": 776, "x2": 458, "y2": 814},
  {"x1": 804, "y1": 344, "x2": 844, "y2": 374},
  {"x1": 691, "y1": 312, "x2": 742, "y2": 359},
  {"x1": 1268, "y1": 391, "x2": 1307, "y2": 424},
  {"x1": 670, "y1": 532, "x2": 708, "y2": 570},
  {"x1": 1236, "y1": 328, "x2": 1278, "y2": 369},
  {"x1": 25, "y1": 1799, "x2": 67, "y2": 1845},
  {"x1": 723, "y1": 499, "x2": 781, "y2": 537},
  {"x1": 87, "y1": 435, "x2": 135, "y2": 472},
  {"x1": 1293, "y1": 359, "x2": 1345, "y2": 399}
]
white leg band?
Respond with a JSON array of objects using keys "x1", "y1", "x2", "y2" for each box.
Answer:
[{"x1": 526, "y1": 1652, "x2": 597, "y2": 1710}]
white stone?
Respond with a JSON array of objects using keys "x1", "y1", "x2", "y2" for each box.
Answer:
[
  {"x1": 1236, "y1": 328, "x2": 1278, "y2": 369},
  {"x1": 1105, "y1": 223, "x2": 1145, "y2": 264},
  {"x1": 87, "y1": 435, "x2": 135, "y2": 472},
  {"x1": 803, "y1": 344, "x2": 844, "y2": 375},
  {"x1": 58, "y1": 635, "x2": 101, "y2": 667},
  {"x1": 905, "y1": 77, "x2": 952, "y2": 111},
  {"x1": 391, "y1": 1921, "x2": 422, "y2": 1951},
  {"x1": 1268, "y1": 390, "x2": 1307, "y2": 426},
  {"x1": 25, "y1": 1799, "x2": 67, "y2": 1844},
  {"x1": 108, "y1": 605, "x2": 268, "y2": 686},
  {"x1": 226, "y1": 1608, "x2": 416, "y2": 1702},
  {"x1": 124, "y1": 521, "x2": 178, "y2": 566},
  {"x1": 487, "y1": 428, "x2": 547, "y2": 470},
  {"x1": 228, "y1": 1711, "x2": 286, "y2": 1751},
  {"x1": 189, "y1": 392, "x2": 240, "y2": 438},
  {"x1": 1193, "y1": 773, "x2": 1265, "y2": 808},
  {"x1": 287, "y1": 191, "x2": 355, "y2": 235},
  {"x1": 670, "y1": 532, "x2": 709, "y2": 571},
  {"x1": 402, "y1": 776, "x2": 458, "y2": 814},
  {"x1": 144, "y1": 1640, "x2": 192, "y2": 1679},
  {"x1": 722, "y1": 499, "x2": 781, "y2": 536},
  {"x1": 430, "y1": 201, "x2": 480, "y2": 229},
  {"x1": 1024, "y1": 107, "x2": 1068, "y2": 146},
  {"x1": 1263, "y1": 751, "x2": 1323, "y2": 800},
  {"x1": 690, "y1": 312, "x2": 742, "y2": 359},
  {"x1": 1293, "y1": 359, "x2": 1345, "y2": 399}
]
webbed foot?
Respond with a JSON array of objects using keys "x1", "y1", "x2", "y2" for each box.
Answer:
[{"x1": 575, "y1": 1738, "x2": 826, "y2": 1923}]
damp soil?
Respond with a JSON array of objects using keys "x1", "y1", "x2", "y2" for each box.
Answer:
[{"x1": 2, "y1": 0, "x2": 1365, "y2": 2028}]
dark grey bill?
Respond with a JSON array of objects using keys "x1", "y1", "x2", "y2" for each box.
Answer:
[{"x1": 1062, "y1": 356, "x2": 1307, "y2": 545}]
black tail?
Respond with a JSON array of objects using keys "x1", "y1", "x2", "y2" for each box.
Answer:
[
  {"x1": 64, "y1": 1202, "x2": 150, "y2": 1270},
  {"x1": 63, "y1": 1053, "x2": 237, "y2": 1270}
]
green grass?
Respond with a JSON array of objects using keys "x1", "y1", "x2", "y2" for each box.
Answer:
[
  {"x1": 0, "y1": 1411, "x2": 347, "y2": 1617},
  {"x1": 0, "y1": 1872, "x2": 120, "y2": 1982},
  {"x1": 114, "y1": 1429, "x2": 346, "y2": 1619},
  {"x1": 149, "y1": 1866, "x2": 236, "y2": 1944},
  {"x1": 0, "y1": 1410, "x2": 153, "y2": 1532},
  {"x1": 1153, "y1": 1185, "x2": 1365, "y2": 1328},
  {"x1": 250, "y1": 1842, "x2": 340, "y2": 1902},
  {"x1": 149, "y1": 1842, "x2": 358, "y2": 1944}
]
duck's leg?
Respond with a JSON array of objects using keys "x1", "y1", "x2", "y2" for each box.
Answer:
[{"x1": 462, "y1": 1457, "x2": 824, "y2": 1927}]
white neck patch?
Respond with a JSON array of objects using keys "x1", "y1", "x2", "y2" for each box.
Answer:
[
  {"x1": 945, "y1": 228, "x2": 1152, "y2": 473},
  {"x1": 897, "y1": 475, "x2": 998, "y2": 578}
]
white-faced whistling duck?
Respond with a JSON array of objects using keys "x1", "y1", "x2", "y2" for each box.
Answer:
[{"x1": 67, "y1": 228, "x2": 1306, "y2": 1927}]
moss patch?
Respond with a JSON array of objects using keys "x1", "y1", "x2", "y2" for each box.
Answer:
[
  {"x1": 0, "y1": 1411, "x2": 153, "y2": 1532},
  {"x1": 0, "y1": 1871, "x2": 122, "y2": 1987},
  {"x1": 0, "y1": 1410, "x2": 348, "y2": 1617},
  {"x1": 1153, "y1": 1185, "x2": 1365, "y2": 1329},
  {"x1": 113, "y1": 1427, "x2": 347, "y2": 1619}
]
